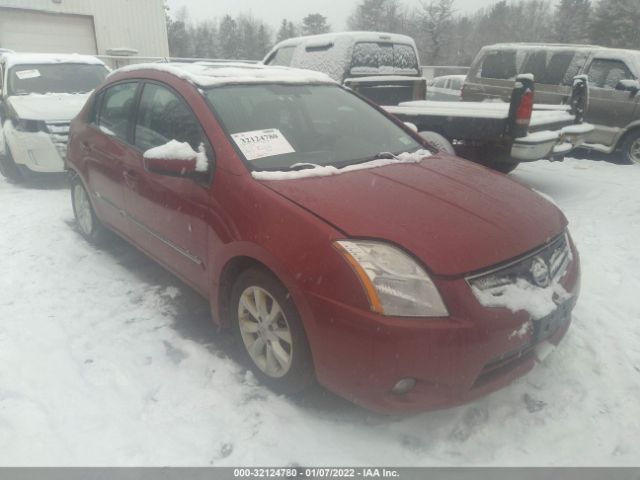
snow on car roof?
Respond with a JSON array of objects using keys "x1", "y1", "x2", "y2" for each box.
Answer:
[
  {"x1": 4, "y1": 53, "x2": 106, "y2": 70},
  {"x1": 111, "y1": 62, "x2": 337, "y2": 87},
  {"x1": 270, "y1": 31, "x2": 418, "y2": 50}
]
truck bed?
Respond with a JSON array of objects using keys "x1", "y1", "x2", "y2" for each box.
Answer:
[{"x1": 384, "y1": 100, "x2": 577, "y2": 141}]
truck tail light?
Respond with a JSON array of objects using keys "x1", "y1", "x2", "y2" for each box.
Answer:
[{"x1": 516, "y1": 89, "x2": 534, "y2": 126}]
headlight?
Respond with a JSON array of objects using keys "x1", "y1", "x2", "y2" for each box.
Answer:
[{"x1": 334, "y1": 240, "x2": 448, "y2": 317}]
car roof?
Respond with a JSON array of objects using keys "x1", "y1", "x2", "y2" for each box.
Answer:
[
  {"x1": 110, "y1": 62, "x2": 337, "y2": 87},
  {"x1": 3, "y1": 53, "x2": 106, "y2": 69}
]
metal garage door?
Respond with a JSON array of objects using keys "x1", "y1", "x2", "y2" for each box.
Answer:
[{"x1": 0, "y1": 8, "x2": 97, "y2": 54}]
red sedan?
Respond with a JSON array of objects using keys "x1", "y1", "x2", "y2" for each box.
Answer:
[{"x1": 66, "y1": 63, "x2": 580, "y2": 413}]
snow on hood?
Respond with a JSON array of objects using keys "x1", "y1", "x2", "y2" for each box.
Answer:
[
  {"x1": 7, "y1": 93, "x2": 90, "y2": 122},
  {"x1": 5, "y1": 53, "x2": 105, "y2": 71},
  {"x1": 260, "y1": 154, "x2": 567, "y2": 276},
  {"x1": 251, "y1": 150, "x2": 432, "y2": 180}
]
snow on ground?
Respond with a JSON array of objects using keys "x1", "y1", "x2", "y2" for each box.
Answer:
[{"x1": 0, "y1": 158, "x2": 639, "y2": 466}]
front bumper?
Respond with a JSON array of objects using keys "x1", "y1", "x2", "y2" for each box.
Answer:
[
  {"x1": 3, "y1": 121, "x2": 67, "y2": 173},
  {"x1": 305, "y1": 242, "x2": 580, "y2": 414}
]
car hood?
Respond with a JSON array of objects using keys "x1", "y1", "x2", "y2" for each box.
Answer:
[
  {"x1": 260, "y1": 154, "x2": 567, "y2": 276},
  {"x1": 7, "y1": 93, "x2": 90, "y2": 122}
]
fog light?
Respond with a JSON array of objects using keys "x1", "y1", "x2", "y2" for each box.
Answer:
[{"x1": 391, "y1": 378, "x2": 416, "y2": 395}]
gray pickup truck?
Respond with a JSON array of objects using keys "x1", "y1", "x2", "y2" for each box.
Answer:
[{"x1": 462, "y1": 43, "x2": 640, "y2": 165}]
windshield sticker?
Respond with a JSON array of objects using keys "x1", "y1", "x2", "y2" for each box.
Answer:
[
  {"x1": 231, "y1": 129, "x2": 295, "y2": 161},
  {"x1": 15, "y1": 69, "x2": 41, "y2": 80}
]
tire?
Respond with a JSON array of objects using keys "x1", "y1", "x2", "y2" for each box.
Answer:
[
  {"x1": 0, "y1": 144, "x2": 25, "y2": 183},
  {"x1": 71, "y1": 176, "x2": 107, "y2": 243},
  {"x1": 231, "y1": 267, "x2": 315, "y2": 395},
  {"x1": 619, "y1": 130, "x2": 640, "y2": 165},
  {"x1": 418, "y1": 131, "x2": 455, "y2": 154},
  {"x1": 485, "y1": 160, "x2": 520, "y2": 174}
]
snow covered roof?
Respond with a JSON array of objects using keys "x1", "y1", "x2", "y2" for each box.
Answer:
[
  {"x1": 3, "y1": 53, "x2": 106, "y2": 70},
  {"x1": 111, "y1": 62, "x2": 337, "y2": 87},
  {"x1": 270, "y1": 31, "x2": 418, "y2": 51}
]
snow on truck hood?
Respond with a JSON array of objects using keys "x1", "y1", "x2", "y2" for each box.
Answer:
[
  {"x1": 7, "y1": 93, "x2": 90, "y2": 122},
  {"x1": 259, "y1": 154, "x2": 567, "y2": 276}
]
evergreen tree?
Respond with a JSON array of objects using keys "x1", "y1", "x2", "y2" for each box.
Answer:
[
  {"x1": 553, "y1": 0, "x2": 592, "y2": 44},
  {"x1": 301, "y1": 13, "x2": 331, "y2": 36},
  {"x1": 276, "y1": 19, "x2": 298, "y2": 42},
  {"x1": 219, "y1": 15, "x2": 242, "y2": 59},
  {"x1": 347, "y1": 0, "x2": 405, "y2": 32},
  {"x1": 590, "y1": 0, "x2": 640, "y2": 49}
]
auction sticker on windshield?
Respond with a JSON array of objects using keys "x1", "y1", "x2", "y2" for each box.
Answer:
[
  {"x1": 15, "y1": 69, "x2": 41, "y2": 80},
  {"x1": 231, "y1": 128, "x2": 295, "y2": 161}
]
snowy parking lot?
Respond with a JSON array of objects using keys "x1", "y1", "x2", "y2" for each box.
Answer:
[{"x1": 1, "y1": 158, "x2": 639, "y2": 466}]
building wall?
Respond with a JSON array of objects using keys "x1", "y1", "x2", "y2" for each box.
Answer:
[{"x1": 0, "y1": 0, "x2": 169, "y2": 56}]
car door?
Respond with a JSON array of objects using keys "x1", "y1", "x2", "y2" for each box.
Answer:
[
  {"x1": 84, "y1": 81, "x2": 140, "y2": 235},
  {"x1": 124, "y1": 81, "x2": 213, "y2": 294},
  {"x1": 584, "y1": 57, "x2": 640, "y2": 146}
]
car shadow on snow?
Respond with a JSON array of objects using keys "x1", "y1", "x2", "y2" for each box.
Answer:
[{"x1": 67, "y1": 222, "x2": 370, "y2": 418}]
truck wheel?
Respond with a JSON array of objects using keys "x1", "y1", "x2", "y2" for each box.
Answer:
[
  {"x1": 620, "y1": 130, "x2": 640, "y2": 165},
  {"x1": 419, "y1": 131, "x2": 455, "y2": 154},
  {"x1": 0, "y1": 145, "x2": 24, "y2": 183},
  {"x1": 486, "y1": 160, "x2": 520, "y2": 174},
  {"x1": 231, "y1": 267, "x2": 315, "y2": 395}
]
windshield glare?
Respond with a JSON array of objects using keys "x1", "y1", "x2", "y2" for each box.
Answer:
[
  {"x1": 205, "y1": 84, "x2": 421, "y2": 171},
  {"x1": 8, "y1": 63, "x2": 109, "y2": 95}
]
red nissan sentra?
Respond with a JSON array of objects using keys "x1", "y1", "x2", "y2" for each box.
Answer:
[{"x1": 66, "y1": 63, "x2": 580, "y2": 413}]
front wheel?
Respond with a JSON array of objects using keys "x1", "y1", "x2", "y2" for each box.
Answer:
[
  {"x1": 71, "y1": 176, "x2": 107, "y2": 243},
  {"x1": 231, "y1": 268, "x2": 315, "y2": 394},
  {"x1": 0, "y1": 144, "x2": 25, "y2": 183},
  {"x1": 620, "y1": 130, "x2": 640, "y2": 165}
]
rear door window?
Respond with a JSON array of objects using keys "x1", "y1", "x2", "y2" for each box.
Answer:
[
  {"x1": 480, "y1": 50, "x2": 518, "y2": 80},
  {"x1": 521, "y1": 50, "x2": 575, "y2": 85},
  {"x1": 96, "y1": 82, "x2": 139, "y2": 142},
  {"x1": 587, "y1": 59, "x2": 635, "y2": 89}
]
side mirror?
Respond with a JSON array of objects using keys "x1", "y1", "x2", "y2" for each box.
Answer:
[
  {"x1": 143, "y1": 140, "x2": 203, "y2": 177},
  {"x1": 616, "y1": 79, "x2": 640, "y2": 93}
]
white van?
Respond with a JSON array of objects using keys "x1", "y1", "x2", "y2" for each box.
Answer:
[{"x1": 0, "y1": 53, "x2": 109, "y2": 181}]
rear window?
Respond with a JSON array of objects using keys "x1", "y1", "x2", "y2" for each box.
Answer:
[{"x1": 350, "y1": 42, "x2": 419, "y2": 75}]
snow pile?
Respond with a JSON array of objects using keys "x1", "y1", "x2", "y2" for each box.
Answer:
[
  {"x1": 143, "y1": 140, "x2": 209, "y2": 172},
  {"x1": 472, "y1": 278, "x2": 572, "y2": 320},
  {"x1": 1, "y1": 158, "x2": 640, "y2": 466},
  {"x1": 251, "y1": 149, "x2": 432, "y2": 181}
]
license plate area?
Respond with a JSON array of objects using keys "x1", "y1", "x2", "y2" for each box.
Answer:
[{"x1": 534, "y1": 301, "x2": 572, "y2": 342}]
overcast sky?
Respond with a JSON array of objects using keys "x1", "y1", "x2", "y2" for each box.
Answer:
[{"x1": 166, "y1": 0, "x2": 509, "y2": 30}]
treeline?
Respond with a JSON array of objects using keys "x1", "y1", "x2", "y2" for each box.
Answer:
[{"x1": 166, "y1": 0, "x2": 640, "y2": 66}]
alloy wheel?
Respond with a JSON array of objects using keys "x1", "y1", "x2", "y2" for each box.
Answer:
[{"x1": 237, "y1": 286, "x2": 293, "y2": 378}]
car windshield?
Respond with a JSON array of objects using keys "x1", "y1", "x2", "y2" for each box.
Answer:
[
  {"x1": 7, "y1": 63, "x2": 109, "y2": 95},
  {"x1": 205, "y1": 83, "x2": 422, "y2": 171}
]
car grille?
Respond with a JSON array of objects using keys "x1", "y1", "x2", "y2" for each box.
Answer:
[
  {"x1": 466, "y1": 233, "x2": 572, "y2": 294},
  {"x1": 45, "y1": 122, "x2": 70, "y2": 159}
]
